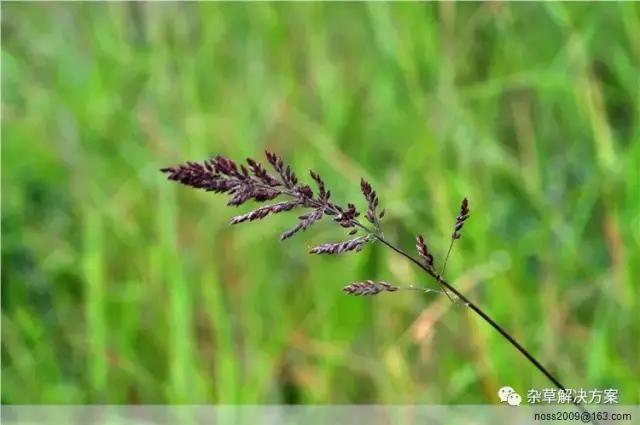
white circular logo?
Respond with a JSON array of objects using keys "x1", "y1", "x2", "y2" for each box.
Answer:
[
  {"x1": 498, "y1": 386, "x2": 515, "y2": 402},
  {"x1": 498, "y1": 386, "x2": 521, "y2": 407},
  {"x1": 507, "y1": 392, "x2": 522, "y2": 407}
]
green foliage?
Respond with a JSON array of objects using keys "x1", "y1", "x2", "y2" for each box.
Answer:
[{"x1": 2, "y1": 2, "x2": 639, "y2": 404}]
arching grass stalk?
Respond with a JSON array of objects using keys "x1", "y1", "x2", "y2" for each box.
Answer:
[{"x1": 161, "y1": 151, "x2": 591, "y2": 419}]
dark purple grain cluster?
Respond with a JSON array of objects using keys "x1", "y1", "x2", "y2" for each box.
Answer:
[
  {"x1": 310, "y1": 171, "x2": 330, "y2": 202},
  {"x1": 266, "y1": 151, "x2": 298, "y2": 189},
  {"x1": 246, "y1": 157, "x2": 280, "y2": 186},
  {"x1": 334, "y1": 203, "x2": 360, "y2": 229},
  {"x1": 230, "y1": 201, "x2": 298, "y2": 224},
  {"x1": 415, "y1": 235, "x2": 434, "y2": 269},
  {"x1": 281, "y1": 208, "x2": 325, "y2": 241},
  {"x1": 309, "y1": 236, "x2": 370, "y2": 255},
  {"x1": 162, "y1": 151, "x2": 385, "y2": 253},
  {"x1": 342, "y1": 280, "x2": 399, "y2": 296},
  {"x1": 360, "y1": 178, "x2": 384, "y2": 226},
  {"x1": 161, "y1": 155, "x2": 281, "y2": 207},
  {"x1": 452, "y1": 198, "x2": 470, "y2": 239}
]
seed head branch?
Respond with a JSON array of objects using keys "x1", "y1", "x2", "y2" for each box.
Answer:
[
  {"x1": 161, "y1": 152, "x2": 587, "y2": 419},
  {"x1": 343, "y1": 280, "x2": 444, "y2": 296},
  {"x1": 415, "y1": 234, "x2": 454, "y2": 301},
  {"x1": 441, "y1": 197, "x2": 471, "y2": 278}
]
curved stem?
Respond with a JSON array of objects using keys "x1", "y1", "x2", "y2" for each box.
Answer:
[
  {"x1": 441, "y1": 239, "x2": 455, "y2": 277},
  {"x1": 372, "y1": 233, "x2": 593, "y2": 420},
  {"x1": 266, "y1": 181, "x2": 591, "y2": 419},
  {"x1": 238, "y1": 180, "x2": 594, "y2": 421}
]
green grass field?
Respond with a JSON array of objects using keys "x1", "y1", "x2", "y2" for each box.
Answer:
[{"x1": 2, "y1": 2, "x2": 639, "y2": 404}]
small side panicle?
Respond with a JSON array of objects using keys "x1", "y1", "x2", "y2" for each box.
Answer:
[
  {"x1": 415, "y1": 234, "x2": 435, "y2": 270},
  {"x1": 360, "y1": 178, "x2": 383, "y2": 228},
  {"x1": 343, "y1": 280, "x2": 399, "y2": 296},
  {"x1": 440, "y1": 197, "x2": 471, "y2": 282},
  {"x1": 309, "y1": 236, "x2": 371, "y2": 255},
  {"x1": 452, "y1": 197, "x2": 470, "y2": 240}
]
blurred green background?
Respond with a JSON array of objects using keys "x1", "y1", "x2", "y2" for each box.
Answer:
[{"x1": 2, "y1": 2, "x2": 639, "y2": 405}]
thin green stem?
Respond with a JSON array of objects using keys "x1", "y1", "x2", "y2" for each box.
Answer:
[
  {"x1": 441, "y1": 238, "x2": 455, "y2": 278},
  {"x1": 401, "y1": 284, "x2": 443, "y2": 295}
]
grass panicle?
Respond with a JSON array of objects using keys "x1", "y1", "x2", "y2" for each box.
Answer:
[
  {"x1": 415, "y1": 234, "x2": 435, "y2": 270},
  {"x1": 343, "y1": 280, "x2": 399, "y2": 296},
  {"x1": 453, "y1": 197, "x2": 470, "y2": 240},
  {"x1": 162, "y1": 151, "x2": 591, "y2": 420},
  {"x1": 441, "y1": 197, "x2": 471, "y2": 278},
  {"x1": 309, "y1": 236, "x2": 372, "y2": 255}
]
